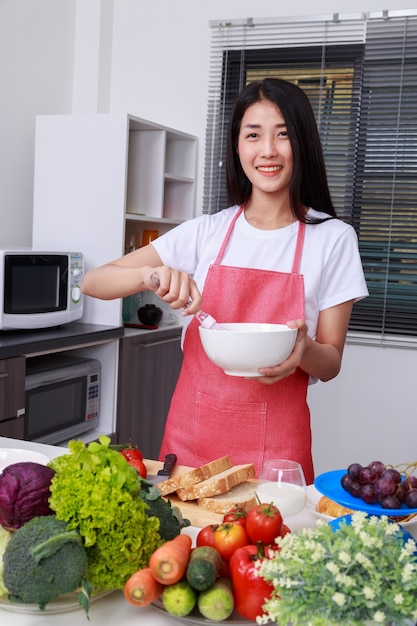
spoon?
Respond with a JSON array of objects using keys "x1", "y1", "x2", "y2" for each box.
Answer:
[{"x1": 150, "y1": 273, "x2": 227, "y2": 330}]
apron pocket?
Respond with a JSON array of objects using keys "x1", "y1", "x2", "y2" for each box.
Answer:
[{"x1": 195, "y1": 390, "x2": 267, "y2": 473}]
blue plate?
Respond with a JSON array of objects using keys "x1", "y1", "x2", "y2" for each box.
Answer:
[{"x1": 314, "y1": 469, "x2": 417, "y2": 517}]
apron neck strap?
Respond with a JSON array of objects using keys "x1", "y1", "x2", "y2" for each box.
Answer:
[
  {"x1": 292, "y1": 221, "x2": 306, "y2": 274},
  {"x1": 213, "y1": 205, "x2": 244, "y2": 264}
]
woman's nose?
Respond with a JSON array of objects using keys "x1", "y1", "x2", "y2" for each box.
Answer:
[{"x1": 260, "y1": 137, "x2": 278, "y2": 157}]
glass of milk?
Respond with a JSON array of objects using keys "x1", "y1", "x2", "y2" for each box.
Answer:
[{"x1": 256, "y1": 459, "x2": 307, "y2": 518}]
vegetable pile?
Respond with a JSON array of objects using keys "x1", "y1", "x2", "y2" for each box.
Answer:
[
  {"x1": 0, "y1": 436, "x2": 189, "y2": 612},
  {"x1": 123, "y1": 500, "x2": 291, "y2": 621}
]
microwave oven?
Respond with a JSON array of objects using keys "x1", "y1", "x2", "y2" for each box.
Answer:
[
  {"x1": 25, "y1": 353, "x2": 101, "y2": 445},
  {"x1": 0, "y1": 249, "x2": 84, "y2": 330}
]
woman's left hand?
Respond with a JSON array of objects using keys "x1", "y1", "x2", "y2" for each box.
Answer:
[{"x1": 256, "y1": 320, "x2": 308, "y2": 385}]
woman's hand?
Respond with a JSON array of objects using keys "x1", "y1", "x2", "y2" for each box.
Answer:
[
  {"x1": 144, "y1": 266, "x2": 203, "y2": 314},
  {"x1": 256, "y1": 320, "x2": 308, "y2": 385}
]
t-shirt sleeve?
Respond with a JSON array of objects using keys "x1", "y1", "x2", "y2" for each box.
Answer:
[
  {"x1": 151, "y1": 217, "x2": 205, "y2": 275},
  {"x1": 318, "y1": 225, "x2": 368, "y2": 311}
]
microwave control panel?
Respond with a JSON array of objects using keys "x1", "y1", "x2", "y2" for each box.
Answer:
[{"x1": 69, "y1": 252, "x2": 84, "y2": 305}]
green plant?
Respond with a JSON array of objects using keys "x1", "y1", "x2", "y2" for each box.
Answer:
[{"x1": 257, "y1": 512, "x2": 417, "y2": 626}]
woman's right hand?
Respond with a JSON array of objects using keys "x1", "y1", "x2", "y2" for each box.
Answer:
[{"x1": 144, "y1": 266, "x2": 203, "y2": 315}]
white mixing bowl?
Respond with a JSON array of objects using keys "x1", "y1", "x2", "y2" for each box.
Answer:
[{"x1": 199, "y1": 323, "x2": 297, "y2": 377}]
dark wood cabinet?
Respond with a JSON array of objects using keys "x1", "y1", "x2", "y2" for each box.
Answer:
[
  {"x1": 116, "y1": 328, "x2": 183, "y2": 459},
  {"x1": 0, "y1": 356, "x2": 25, "y2": 438}
]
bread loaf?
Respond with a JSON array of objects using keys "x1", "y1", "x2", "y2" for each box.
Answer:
[
  {"x1": 176, "y1": 463, "x2": 256, "y2": 501},
  {"x1": 197, "y1": 481, "x2": 257, "y2": 514},
  {"x1": 156, "y1": 455, "x2": 232, "y2": 497},
  {"x1": 316, "y1": 495, "x2": 354, "y2": 518}
]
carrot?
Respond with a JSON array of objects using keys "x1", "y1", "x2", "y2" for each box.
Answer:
[
  {"x1": 149, "y1": 533, "x2": 193, "y2": 584},
  {"x1": 123, "y1": 567, "x2": 164, "y2": 606}
]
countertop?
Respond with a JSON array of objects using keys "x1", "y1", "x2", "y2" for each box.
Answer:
[
  {"x1": 0, "y1": 437, "x2": 416, "y2": 626},
  {"x1": 0, "y1": 322, "x2": 124, "y2": 359}
]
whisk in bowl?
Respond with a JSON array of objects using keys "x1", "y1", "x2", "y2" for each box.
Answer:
[{"x1": 150, "y1": 273, "x2": 228, "y2": 331}]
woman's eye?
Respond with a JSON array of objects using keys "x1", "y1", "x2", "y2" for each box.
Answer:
[{"x1": 278, "y1": 130, "x2": 288, "y2": 138}]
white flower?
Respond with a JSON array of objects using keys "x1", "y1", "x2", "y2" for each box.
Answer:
[
  {"x1": 332, "y1": 592, "x2": 346, "y2": 607},
  {"x1": 326, "y1": 561, "x2": 339, "y2": 575},
  {"x1": 393, "y1": 592, "x2": 404, "y2": 605},
  {"x1": 363, "y1": 586, "x2": 375, "y2": 600},
  {"x1": 372, "y1": 610, "x2": 387, "y2": 623},
  {"x1": 338, "y1": 550, "x2": 351, "y2": 565}
]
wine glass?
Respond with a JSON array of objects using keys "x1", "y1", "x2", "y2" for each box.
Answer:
[{"x1": 256, "y1": 459, "x2": 307, "y2": 518}]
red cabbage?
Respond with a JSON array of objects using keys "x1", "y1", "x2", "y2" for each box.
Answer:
[{"x1": 0, "y1": 462, "x2": 55, "y2": 530}]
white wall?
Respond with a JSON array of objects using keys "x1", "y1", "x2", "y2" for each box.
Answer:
[
  {"x1": 1, "y1": 0, "x2": 416, "y2": 473},
  {"x1": 0, "y1": 0, "x2": 76, "y2": 247}
]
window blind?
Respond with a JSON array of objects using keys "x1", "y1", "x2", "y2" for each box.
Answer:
[{"x1": 204, "y1": 10, "x2": 417, "y2": 343}]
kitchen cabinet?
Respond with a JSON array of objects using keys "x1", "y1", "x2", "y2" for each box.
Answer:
[
  {"x1": 0, "y1": 323, "x2": 123, "y2": 444},
  {"x1": 0, "y1": 356, "x2": 25, "y2": 438},
  {"x1": 117, "y1": 328, "x2": 183, "y2": 459}
]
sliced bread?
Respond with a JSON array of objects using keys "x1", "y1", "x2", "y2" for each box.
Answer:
[
  {"x1": 156, "y1": 455, "x2": 232, "y2": 497},
  {"x1": 197, "y1": 481, "x2": 258, "y2": 514},
  {"x1": 176, "y1": 463, "x2": 256, "y2": 501}
]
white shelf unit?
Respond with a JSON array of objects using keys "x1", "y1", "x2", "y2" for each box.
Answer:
[{"x1": 32, "y1": 112, "x2": 198, "y2": 326}]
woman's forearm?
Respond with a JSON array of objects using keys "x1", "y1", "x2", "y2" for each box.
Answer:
[{"x1": 299, "y1": 335, "x2": 343, "y2": 382}]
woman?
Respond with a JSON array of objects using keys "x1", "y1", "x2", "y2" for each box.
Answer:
[{"x1": 82, "y1": 78, "x2": 368, "y2": 483}]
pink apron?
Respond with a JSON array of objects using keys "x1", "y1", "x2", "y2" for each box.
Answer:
[{"x1": 159, "y1": 206, "x2": 313, "y2": 484}]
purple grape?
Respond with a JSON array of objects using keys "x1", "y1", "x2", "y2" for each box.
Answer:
[
  {"x1": 341, "y1": 473, "x2": 353, "y2": 492},
  {"x1": 406, "y1": 475, "x2": 417, "y2": 489},
  {"x1": 381, "y1": 495, "x2": 401, "y2": 509},
  {"x1": 358, "y1": 466, "x2": 378, "y2": 485},
  {"x1": 381, "y1": 468, "x2": 402, "y2": 484},
  {"x1": 350, "y1": 480, "x2": 362, "y2": 498},
  {"x1": 347, "y1": 463, "x2": 362, "y2": 480},
  {"x1": 368, "y1": 460, "x2": 385, "y2": 477},
  {"x1": 360, "y1": 483, "x2": 378, "y2": 504},
  {"x1": 405, "y1": 488, "x2": 417, "y2": 508},
  {"x1": 375, "y1": 476, "x2": 397, "y2": 499}
]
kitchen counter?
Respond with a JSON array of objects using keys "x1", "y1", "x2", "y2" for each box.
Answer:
[
  {"x1": 0, "y1": 437, "x2": 416, "y2": 626},
  {"x1": 0, "y1": 322, "x2": 124, "y2": 359}
]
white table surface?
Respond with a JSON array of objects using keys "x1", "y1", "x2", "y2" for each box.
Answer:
[{"x1": 0, "y1": 436, "x2": 416, "y2": 626}]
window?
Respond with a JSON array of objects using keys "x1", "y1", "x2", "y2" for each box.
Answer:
[{"x1": 204, "y1": 11, "x2": 417, "y2": 343}]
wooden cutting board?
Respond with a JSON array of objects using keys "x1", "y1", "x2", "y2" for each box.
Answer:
[{"x1": 145, "y1": 459, "x2": 256, "y2": 528}]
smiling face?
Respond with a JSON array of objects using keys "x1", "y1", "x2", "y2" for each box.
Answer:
[{"x1": 237, "y1": 99, "x2": 293, "y2": 203}]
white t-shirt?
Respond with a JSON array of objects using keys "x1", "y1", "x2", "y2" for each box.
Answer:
[{"x1": 152, "y1": 206, "x2": 368, "y2": 341}]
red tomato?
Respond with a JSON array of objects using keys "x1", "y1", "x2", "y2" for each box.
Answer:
[
  {"x1": 128, "y1": 458, "x2": 147, "y2": 478},
  {"x1": 277, "y1": 523, "x2": 291, "y2": 539},
  {"x1": 245, "y1": 503, "x2": 283, "y2": 546},
  {"x1": 213, "y1": 523, "x2": 249, "y2": 562},
  {"x1": 121, "y1": 447, "x2": 144, "y2": 462},
  {"x1": 196, "y1": 524, "x2": 219, "y2": 548},
  {"x1": 222, "y1": 506, "x2": 247, "y2": 528}
]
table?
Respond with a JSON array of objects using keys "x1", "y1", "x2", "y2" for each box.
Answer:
[{"x1": 0, "y1": 437, "x2": 416, "y2": 626}]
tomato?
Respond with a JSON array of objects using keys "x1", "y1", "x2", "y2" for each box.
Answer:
[
  {"x1": 277, "y1": 522, "x2": 291, "y2": 539},
  {"x1": 245, "y1": 503, "x2": 283, "y2": 546},
  {"x1": 213, "y1": 523, "x2": 249, "y2": 562},
  {"x1": 196, "y1": 524, "x2": 219, "y2": 548},
  {"x1": 128, "y1": 458, "x2": 147, "y2": 478},
  {"x1": 222, "y1": 506, "x2": 247, "y2": 528},
  {"x1": 121, "y1": 447, "x2": 143, "y2": 462}
]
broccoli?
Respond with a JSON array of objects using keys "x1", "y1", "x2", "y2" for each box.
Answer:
[
  {"x1": 2, "y1": 515, "x2": 88, "y2": 610},
  {"x1": 139, "y1": 481, "x2": 190, "y2": 541}
]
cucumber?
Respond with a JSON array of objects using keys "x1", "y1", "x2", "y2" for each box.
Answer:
[
  {"x1": 162, "y1": 580, "x2": 197, "y2": 617},
  {"x1": 186, "y1": 546, "x2": 223, "y2": 591},
  {"x1": 197, "y1": 579, "x2": 234, "y2": 621}
]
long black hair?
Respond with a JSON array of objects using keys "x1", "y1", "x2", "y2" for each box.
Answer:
[{"x1": 226, "y1": 78, "x2": 337, "y2": 221}]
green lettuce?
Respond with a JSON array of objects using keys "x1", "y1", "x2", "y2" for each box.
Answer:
[{"x1": 48, "y1": 436, "x2": 162, "y2": 591}]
